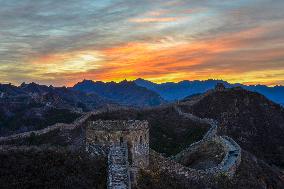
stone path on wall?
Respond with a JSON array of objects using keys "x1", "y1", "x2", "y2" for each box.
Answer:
[
  {"x1": 219, "y1": 136, "x2": 241, "y2": 175},
  {"x1": 170, "y1": 101, "x2": 242, "y2": 177},
  {"x1": 107, "y1": 143, "x2": 131, "y2": 189},
  {"x1": 174, "y1": 106, "x2": 218, "y2": 140}
]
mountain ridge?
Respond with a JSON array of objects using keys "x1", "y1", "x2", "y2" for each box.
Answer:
[
  {"x1": 2, "y1": 78, "x2": 283, "y2": 106},
  {"x1": 134, "y1": 78, "x2": 284, "y2": 105},
  {"x1": 73, "y1": 79, "x2": 165, "y2": 107},
  {"x1": 178, "y1": 86, "x2": 284, "y2": 168}
]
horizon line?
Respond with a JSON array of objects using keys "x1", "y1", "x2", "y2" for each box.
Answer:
[{"x1": 0, "y1": 78, "x2": 283, "y2": 88}]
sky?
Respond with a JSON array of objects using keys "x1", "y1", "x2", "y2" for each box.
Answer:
[{"x1": 0, "y1": 0, "x2": 284, "y2": 86}]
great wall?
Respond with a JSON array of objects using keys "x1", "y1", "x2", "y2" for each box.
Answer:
[
  {"x1": 86, "y1": 120, "x2": 149, "y2": 189},
  {"x1": 107, "y1": 143, "x2": 131, "y2": 189},
  {"x1": 0, "y1": 84, "x2": 243, "y2": 189},
  {"x1": 173, "y1": 106, "x2": 241, "y2": 176},
  {"x1": 170, "y1": 84, "x2": 241, "y2": 177}
]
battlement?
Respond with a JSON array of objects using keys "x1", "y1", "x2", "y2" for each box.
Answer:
[{"x1": 88, "y1": 120, "x2": 148, "y2": 131}]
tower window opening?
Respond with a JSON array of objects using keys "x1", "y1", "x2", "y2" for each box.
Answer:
[{"x1": 140, "y1": 136, "x2": 143, "y2": 145}]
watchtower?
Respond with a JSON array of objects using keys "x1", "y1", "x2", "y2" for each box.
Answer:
[
  {"x1": 215, "y1": 83, "x2": 226, "y2": 91},
  {"x1": 86, "y1": 120, "x2": 149, "y2": 187}
]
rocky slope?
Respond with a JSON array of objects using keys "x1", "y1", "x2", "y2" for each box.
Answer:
[
  {"x1": 1, "y1": 83, "x2": 113, "y2": 111},
  {"x1": 0, "y1": 82, "x2": 113, "y2": 136},
  {"x1": 19, "y1": 82, "x2": 113, "y2": 110},
  {"x1": 0, "y1": 104, "x2": 80, "y2": 136},
  {"x1": 180, "y1": 87, "x2": 284, "y2": 168}
]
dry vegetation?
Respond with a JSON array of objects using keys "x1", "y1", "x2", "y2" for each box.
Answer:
[{"x1": 0, "y1": 147, "x2": 106, "y2": 189}]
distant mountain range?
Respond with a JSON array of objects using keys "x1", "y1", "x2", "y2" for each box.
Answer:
[
  {"x1": 1, "y1": 79, "x2": 283, "y2": 108},
  {"x1": 134, "y1": 78, "x2": 284, "y2": 105},
  {"x1": 0, "y1": 82, "x2": 112, "y2": 111},
  {"x1": 73, "y1": 79, "x2": 165, "y2": 107}
]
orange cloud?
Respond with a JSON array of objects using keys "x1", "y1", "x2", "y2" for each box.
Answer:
[
  {"x1": 22, "y1": 25, "x2": 284, "y2": 87},
  {"x1": 90, "y1": 26, "x2": 284, "y2": 85}
]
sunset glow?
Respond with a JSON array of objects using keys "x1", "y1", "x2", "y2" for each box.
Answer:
[{"x1": 1, "y1": 0, "x2": 284, "y2": 86}]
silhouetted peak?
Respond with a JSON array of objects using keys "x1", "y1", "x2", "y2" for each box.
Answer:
[
  {"x1": 81, "y1": 79, "x2": 95, "y2": 84},
  {"x1": 135, "y1": 78, "x2": 145, "y2": 82},
  {"x1": 135, "y1": 78, "x2": 149, "y2": 83},
  {"x1": 20, "y1": 82, "x2": 26, "y2": 87},
  {"x1": 120, "y1": 80, "x2": 136, "y2": 86}
]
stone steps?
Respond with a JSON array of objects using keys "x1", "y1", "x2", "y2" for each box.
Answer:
[{"x1": 107, "y1": 143, "x2": 131, "y2": 189}]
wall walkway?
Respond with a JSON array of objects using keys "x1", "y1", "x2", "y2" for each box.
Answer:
[{"x1": 107, "y1": 143, "x2": 131, "y2": 189}]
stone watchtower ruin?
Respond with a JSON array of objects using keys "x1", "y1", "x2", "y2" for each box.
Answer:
[
  {"x1": 215, "y1": 82, "x2": 226, "y2": 91},
  {"x1": 86, "y1": 120, "x2": 149, "y2": 188}
]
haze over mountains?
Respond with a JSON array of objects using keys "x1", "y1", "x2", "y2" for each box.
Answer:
[
  {"x1": 134, "y1": 78, "x2": 284, "y2": 105},
  {"x1": 73, "y1": 79, "x2": 165, "y2": 107},
  {"x1": 1, "y1": 78, "x2": 283, "y2": 108}
]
